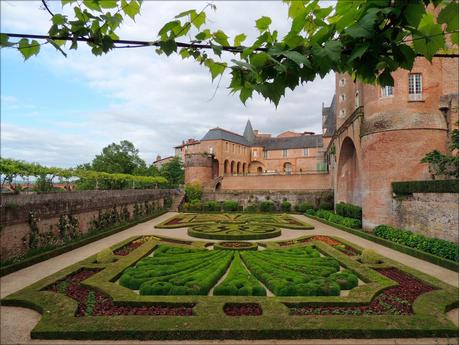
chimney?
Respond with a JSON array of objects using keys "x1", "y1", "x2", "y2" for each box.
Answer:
[{"x1": 156, "y1": 155, "x2": 161, "y2": 162}]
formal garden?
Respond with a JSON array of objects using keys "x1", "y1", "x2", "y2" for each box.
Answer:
[{"x1": 2, "y1": 222, "x2": 458, "y2": 340}]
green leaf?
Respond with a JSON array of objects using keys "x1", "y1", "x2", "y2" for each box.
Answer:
[
  {"x1": 191, "y1": 11, "x2": 206, "y2": 29},
  {"x1": 234, "y1": 33, "x2": 247, "y2": 46},
  {"x1": 158, "y1": 20, "x2": 180, "y2": 37},
  {"x1": 0, "y1": 34, "x2": 14, "y2": 48},
  {"x1": 47, "y1": 38, "x2": 67, "y2": 58},
  {"x1": 255, "y1": 16, "x2": 272, "y2": 32},
  {"x1": 346, "y1": 8, "x2": 379, "y2": 38},
  {"x1": 211, "y1": 43, "x2": 223, "y2": 57},
  {"x1": 378, "y1": 68, "x2": 394, "y2": 87},
  {"x1": 83, "y1": 0, "x2": 102, "y2": 12},
  {"x1": 287, "y1": 0, "x2": 305, "y2": 19},
  {"x1": 52, "y1": 14, "x2": 67, "y2": 25},
  {"x1": 179, "y1": 48, "x2": 190, "y2": 59},
  {"x1": 348, "y1": 44, "x2": 369, "y2": 62},
  {"x1": 61, "y1": 0, "x2": 76, "y2": 6},
  {"x1": 205, "y1": 60, "x2": 226, "y2": 81},
  {"x1": 393, "y1": 44, "x2": 416, "y2": 70},
  {"x1": 195, "y1": 29, "x2": 211, "y2": 41},
  {"x1": 413, "y1": 13, "x2": 445, "y2": 61},
  {"x1": 174, "y1": 9, "x2": 195, "y2": 18},
  {"x1": 159, "y1": 39, "x2": 177, "y2": 56},
  {"x1": 18, "y1": 39, "x2": 40, "y2": 60},
  {"x1": 250, "y1": 52, "x2": 270, "y2": 68},
  {"x1": 213, "y1": 30, "x2": 229, "y2": 46},
  {"x1": 100, "y1": 0, "x2": 117, "y2": 8},
  {"x1": 121, "y1": 0, "x2": 141, "y2": 20},
  {"x1": 438, "y1": 1, "x2": 459, "y2": 32},
  {"x1": 281, "y1": 50, "x2": 311, "y2": 67},
  {"x1": 404, "y1": 3, "x2": 426, "y2": 28},
  {"x1": 239, "y1": 87, "x2": 253, "y2": 104}
]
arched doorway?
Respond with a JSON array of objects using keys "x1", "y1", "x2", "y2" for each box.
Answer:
[
  {"x1": 224, "y1": 160, "x2": 229, "y2": 175},
  {"x1": 249, "y1": 161, "x2": 264, "y2": 175},
  {"x1": 337, "y1": 137, "x2": 361, "y2": 206},
  {"x1": 242, "y1": 163, "x2": 247, "y2": 175},
  {"x1": 215, "y1": 182, "x2": 222, "y2": 191},
  {"x1": 230, "y1": 161, "x2": 235, "y2": 175},
  {"x1": 283, "y1": 162, "x2": 292, "y2": 175},
  {"x1": 257, "y1": 167, "x2": 263, "y2": 175},
  {"x1": 236, "y1": 162, "x2": 241, "y2": 175}
]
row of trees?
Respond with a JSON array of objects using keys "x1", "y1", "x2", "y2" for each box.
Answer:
[{"x1": 0, "y1": 140, "x2": 184, "y2": 192}]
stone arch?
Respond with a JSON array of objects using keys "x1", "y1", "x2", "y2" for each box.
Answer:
[
  {"x1": 257, "y1": 167, "x2": 263, "y2": 175},
  {"x1": 215, "y1": 182, "x2": 222, "y2": 191},
  {"x1": 223, "y1": 160, "x2": 229, "y2": 175},
  {"x1": 249, "y1": 161, "x2": 264, "y2": 175},
  {"x1": 230, "y1": 161, "x2": 235, "y2": 175},
  {"x1": 283, "y1": 162, "x2": 292, "y2": 175},
  {"x1": 242, "y1": 163, "x2": 247, "y2": 175},
  {"x1": 236, "y1": 162, "x2": 241, "y2": 174},
  {"x1": 336, "y1": 137, "x2": 361, "y2": 206}
]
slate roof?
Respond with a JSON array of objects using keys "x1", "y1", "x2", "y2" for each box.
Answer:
[
  {"x1": 201, "y1": 120, "x2": 324, "y2": 149},
  {"x1": 322, "y1": 95, "x2": 336, "y2": 137},
  {"x1": 201, "y1": 128, "x2": 250, "y2": 146}
]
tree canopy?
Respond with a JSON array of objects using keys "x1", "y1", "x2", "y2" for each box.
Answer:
[
  {"x1": 159, "y1": 156, "x2": 184, "y2": 188},
  {"x1": 1, "y1": 0, "x2": 457, "y2": 106}
]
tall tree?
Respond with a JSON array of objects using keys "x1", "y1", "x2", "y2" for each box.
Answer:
[
  {"x1": 159, "y1": 157, "x2": 184, "y2": 188},
  {"x1": 90, "y1": 140, "x2": 147, "y2": 175},
  {"x1": 1, "y1": 0, "x2": 457, "y2": 106}
]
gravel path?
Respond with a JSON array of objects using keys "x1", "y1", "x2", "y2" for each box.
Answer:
[{"x1": 1, "y1": 212, "x2": 458, "y2": 345}]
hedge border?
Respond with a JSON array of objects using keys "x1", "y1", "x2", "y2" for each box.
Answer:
[
  {"x1": 0, "y1": 210, "x2": 168, "y2": 277},
  {"x1": 392, "y1": 179, "x2": 459, "y2": 195},
  {"x1": 213, "y1": 242, "x2": 258, "y2": 251},
  {"x1": 2, "y1": 236, "x2": 458, "y2": 340},
  {"x1": 187, "y1": 227, "x2": 282, "y2": 241},
  {"x1": 305, "y1": 215, "x2": 459, "y2": 272}
]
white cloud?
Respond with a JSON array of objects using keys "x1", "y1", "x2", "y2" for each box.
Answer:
[{"x1": 1, "y1": 1, "x2": 335, "y2": 166}]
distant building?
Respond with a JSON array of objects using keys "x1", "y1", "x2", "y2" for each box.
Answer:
[{"x1": 153, "y1": 155, "x2": 174, "y2": 169}]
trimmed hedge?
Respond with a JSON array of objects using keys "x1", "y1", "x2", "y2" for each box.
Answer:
[
  {"x1": 223, "y1": 200, "x2": 239, "y2": 212},
  {"x1": 314, "y1": 209, "x2": 362, "y2": 229},
  {"x1": 281, "y1": 201, "x2": 291, "y2": 212},
  {"x1": 259, "y1": 201, "x2": 275, "y2": 212},
  {"x1": 392, "y1": 179, "x2": 459, "y2": 195},
  {"x1": 335, "y1": 202, "x2": 362, "y2": 220},
  {"x1": 373, "y1": 225, "x2": 459, "y2": 261},
  {"x1": 305, "y1": 214, "x2": 459, "y2": 272},
  {"x1": 0, "y1": 210, "x2": 167, "y2": 277}
]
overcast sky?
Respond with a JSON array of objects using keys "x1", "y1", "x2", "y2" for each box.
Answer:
[{"x1": 1, "y1": 1, "x2": 334, "y2": 167}]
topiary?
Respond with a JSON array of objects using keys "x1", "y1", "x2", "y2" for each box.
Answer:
[
  {"x1": 259, "y1": 201, "x2": 275, "y2": 212},
  {"x1": 96, "y1": 248, "x2": 115, "y2": 264},
  {"x1": 360, "y1": 249, "x2": 382, "y2": 264},
  {"x1": 281, "y1": 201, "x2": 291, "y2": 212}
]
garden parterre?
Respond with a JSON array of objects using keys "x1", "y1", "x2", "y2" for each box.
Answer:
[{"x1": 2, "y1": 230, "x2": 458, "y2": 340}]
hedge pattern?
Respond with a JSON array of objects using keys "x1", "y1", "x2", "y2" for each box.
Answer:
[
  {"x1": 313, "y1": 209, "x2": 362, "y2": 229},
  {"x1": 335, "y1": 202, "x2": 362, "y2": 220},
  {"x1": 392, "y1": 179, "x2": 459, "y2": 195},
  {"x1": 1, "y1": 234, "x2": 457, "y2": 340},
  {"x1": 373, "y1": 225, "x2": 459, "y2": 261}
]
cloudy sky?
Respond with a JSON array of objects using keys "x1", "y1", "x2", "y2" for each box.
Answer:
[{"x1": 1, "y1": 1, "x2": 334, "y2": 168}]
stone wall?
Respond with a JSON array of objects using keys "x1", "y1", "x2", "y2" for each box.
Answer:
[
  {"x1": 392, "y1": 193, "x2": 459, "y2": 243},
  {"x1": 203, "y1": 189, "x2": 334, "y2": 210},
  {"x1": 0, "y1": 189, "x2": 175, "y2": 260},
  {"x1": 220, "y1": 173, "x2": 331, "y2": 191}
]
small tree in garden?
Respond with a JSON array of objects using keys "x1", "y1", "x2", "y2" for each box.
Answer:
[
  {"x1": 160, "y1": 157, "x2": 184, "y2": 188},
  {"x1": 185, "y1": 181, "x2": 203, "y2": 202}
]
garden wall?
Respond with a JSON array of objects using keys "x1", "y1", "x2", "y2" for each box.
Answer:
[
  {"x1": 203, "y1": 190, "x2": 334, "y2": 209},
  {"x1": 392, "y1": 192, "x2": 459, "y2": 243},
  {"x1": 219, "y1": 173, "x2": 331, "y2": 191},
  {"x1": 0, "y1": 189, "x2": 175, "y2": 260}
]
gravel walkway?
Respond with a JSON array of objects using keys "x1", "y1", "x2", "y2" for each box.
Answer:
[{"x1": 1, "y1": 212, "x2": 457, "y2": 345}]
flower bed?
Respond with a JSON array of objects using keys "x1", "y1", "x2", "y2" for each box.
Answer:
[
  {"x1": 188, "y1": 223, "x2": 281, "y2": 240},
  {"x1": 278, "y1": 235, "x2": 360, "y2": 256},
  {"x1": 223, "y1": 303, "x2": 262, "y2": 316},
  {"x1": 214, "y1": 241, "x2": 258, "y2": 251},
  {"x1": 47, "y1": 269, "x2": 194, "y2": 316},
  {"x1": 288, "y1": 268, "x2": 435, "y2": 315}
]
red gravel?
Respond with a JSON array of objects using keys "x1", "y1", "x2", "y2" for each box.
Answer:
[
  {"x1": 165, "y1": 218, "x2": 182, "y2": 225},
  {"x1": 223, "y1": 303, "x2": 262, "y2": 316},
  {"x1": 48, "y1": 269, "x2": 194, "y2": 317},
  {"x1": 289, "y1": 268, "x2": 435, "y2": 315},
  {"x1": 114, "y1": 241, "x2": 143, "y2": 256}
]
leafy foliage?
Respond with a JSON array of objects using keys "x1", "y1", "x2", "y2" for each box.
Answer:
[
  {"x1": 159, "y1": 156, "x2": 184, "y2": 188},
  {"x1": 373, "y1": 225, "x2": 459, "y2": 261},
  {"x1": 314, "y1": 209, "x2": 362, "y2": 229},
  {"x1": 1, "y1": 1, "x2": 457, "y2": 106},
  {"x1": 184, "y1": 181, "x2": 202, "y2": 202},
  {"x1": 335, "y1": 202, "x2": 362, "y2": 221}
]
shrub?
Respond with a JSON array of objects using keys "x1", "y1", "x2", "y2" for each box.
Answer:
[
  {"x1": 185, "y1": 182, "x2": 203, "y2": 202},
  {"x1": 96, "y1": 248, "x2": 115, "y2": 264},
  {"x1": 373, "y1": 224, "x2": 459, "y2": 261},
  {"x1": 181, "y1": 202, "x2": 190, "y2": 212},
  {"x1": 281, "y1": 201, "x2": 291, "y2": 212},
  {"x1": 223, "y1": 200, "x2": 239, "y2": 212},
  {"x1": 392, "y1": 179, "x2": 459, "y2": 195},
  {"x1": 314, "y1": 209, "x2": 362, "y2": 229},
  {"x1": 336, "y1": 202, "x2": 362, "y2": 220},
  {"x1": 360, "y1": 249, "x2": 382, "y2": 264},
  {"x1": 202, "y1": 201, "x2": 220, "y2": 212},
  {"x1": 296, "y1": 202, "x2": 314, "y2": 213},
  {"x1": 342, "y1": 218, "x2": 362, "y2": 229},
  {"x1": 189, "y1": 200, "x2": 202, "y2": 212},
  {"x1": 305, "y1": 208, "x2": 316, "y2": 216},
  {"x1": 319, "y1": 201, "x2": 334, "y2": 210},
  {"x1": 259, "y1": 201, "x2": 275, "y2": 212},
  {"x1": 245, "y1": 203, "x2": 258, "y2": 213}
]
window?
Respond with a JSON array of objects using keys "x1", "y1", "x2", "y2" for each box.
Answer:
[
  {"x1": 355, "y1": 91, "x2": 360, "y2": 108},
  {"x1": 381, "y1": 85, "x2": 393, "y2": 97},
  {"x1": 409, "y1": 73, "x2": 422, "y2": 101},
  {"x1": 303, "y1": 148, "x2": 309, "y2": 157},
  {"x1": 340, "y1": 78, "x2": 346, "y2": 86},
  {"x1": 232, "y1": 144, "x2": 235, "y2": 153},
  {"x1": 340, "y1": 94, "x2": 346, "y2": 102},
  {"x1": 340, "y1": 109, "x2": 346, "y2": 117},
  {"x1": 283, "y1": 149, "x2": 288, "y2": 158},
  {"x1": 263, "y1": 150, "x2": 268, "y2": 159},
  {"x1": 252, "y1": 150, "x2": 257, "y2": 158}
]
